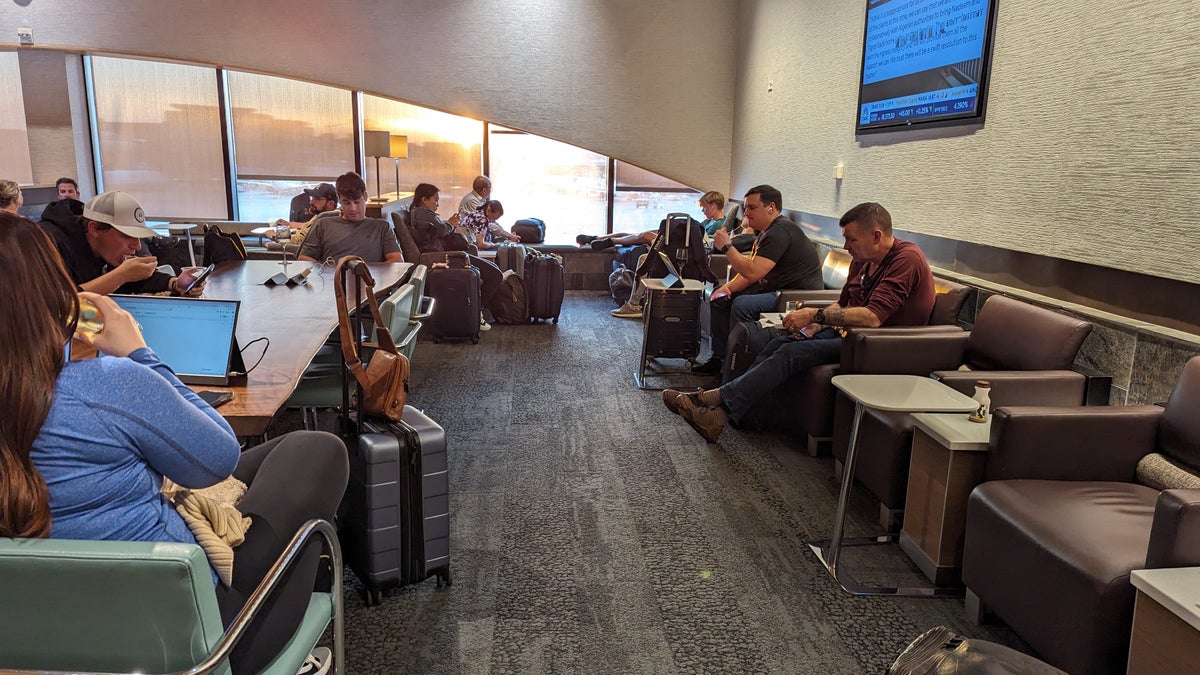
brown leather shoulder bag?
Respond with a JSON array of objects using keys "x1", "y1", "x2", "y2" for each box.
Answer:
[{"x1": 334, "y1": 256, "x2": 409, "y2": 421}]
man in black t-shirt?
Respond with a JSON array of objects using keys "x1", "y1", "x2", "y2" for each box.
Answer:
[{"x1": 693, "y1": 184, "x2": 823, "y2": 375}]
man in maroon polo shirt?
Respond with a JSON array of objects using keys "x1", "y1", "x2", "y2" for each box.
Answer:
[{"x1": 663, "y1": 202, "x2": 936, "y2": 442}]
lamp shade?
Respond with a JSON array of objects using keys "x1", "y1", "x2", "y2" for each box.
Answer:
[
  {"x1": 389, "y1": 135, "x2": 409, "y2": 159},
  {"x1": 364, "y1": 130, "x2": 390, "y2": 158}
]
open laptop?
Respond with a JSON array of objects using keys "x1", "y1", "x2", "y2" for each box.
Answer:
[{"x1": 110, "y1": 295, "x2": 245, "y2": 385}]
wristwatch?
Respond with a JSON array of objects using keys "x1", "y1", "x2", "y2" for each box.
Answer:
[
  {"x1": 716, "y1": 243, "x2": 730, "y2": 254},
  {"x1": 814, "y1": 308, "x2": 826, "y2": 324}
]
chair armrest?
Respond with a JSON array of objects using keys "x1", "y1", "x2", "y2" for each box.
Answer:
[
  {"x1": 775, "y1": 289, "x2": 842, "y2": 310},
  {"x1": 983, "y1": 405, "x2": 1162, "y2": 481},
  {"x1": 932, "y1": 370, "x2": 1088, "y2": 406},
  {"x1": 841, "y1": 330, "x2": 969, "y2": 374},
  {"x1": 396, "y1": 321, "x2": 422, "y2": 350},
  {"x1": 412, "y1": 295, "x2": 436, "y2": 321},
  {"x1": 1147, "y1": 489, "x2": 1200, "y2": 567}
]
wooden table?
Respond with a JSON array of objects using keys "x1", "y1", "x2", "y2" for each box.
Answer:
[
  {"x1": 197, "y1": 260, "x2": 410, "y2": 436},
  {"x1": 899, "y1": 412, "x2": 991, "y2": 586},
  {"x1": 1128, "y1": 567, "x2": 1200, "y2": 674}
]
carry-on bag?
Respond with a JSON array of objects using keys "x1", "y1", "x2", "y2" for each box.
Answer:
[
  {"x1": 490, "y1": 271, "x2": 530, "y2": 324},
  {"x1": 335, "y1": 261, "x2": 451, "y2": 606},
  {"x1": 512, "y1": 218, "x2": 546, "y2": 244},
  {"x1": 494, "y1": 241, "x2": 528, "y2": 277},
  {"x1": 524, "y1": 250, "x2": 564, "y2": 324},
  {"x1": 426, "y1": 265, "x2": 481, "y2": 343}
]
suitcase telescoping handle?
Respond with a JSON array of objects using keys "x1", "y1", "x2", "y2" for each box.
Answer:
[{"x1": 336, "y1": 257, "x2": 371, "y2": 437}]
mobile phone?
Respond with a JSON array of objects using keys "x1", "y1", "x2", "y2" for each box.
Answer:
[
  {"x1": 184, "y1": 264, "x2": 216, "y2": 293},
  {"x1": 197, "y1": 390, "x2": 234, "y2": 408}
]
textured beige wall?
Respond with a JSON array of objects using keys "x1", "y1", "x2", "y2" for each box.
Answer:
[
  {"x1": 0, "y1": 0, "x2": 736, "y2": 193},
  {"x1": 733, "y1": 0, "x2": 1200, "y2": 285}
]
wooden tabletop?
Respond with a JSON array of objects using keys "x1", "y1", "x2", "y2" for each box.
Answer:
[{"x1": 195, "y1": 260, "x2": 411, "y2": 435}]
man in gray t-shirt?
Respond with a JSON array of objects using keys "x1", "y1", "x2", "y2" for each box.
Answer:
[{"x1": 297, "y1": 172, "x2": 403, "y2": 263}]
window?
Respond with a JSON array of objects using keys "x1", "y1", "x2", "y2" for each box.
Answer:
[
  {"x1": 488, "y1": 126, "x2": 608, "y2": 245},
  {"x1": 613, "y1": 161, "x2": 701, "y2": 233},
  {"x1": 0, "y1": 52, "x2": 33, "y2": 185},
  {"x1": 362, "y1": 95, "x2": 483, "y2": 219},
  {"x1": 227, "y1": 71, "x2": 354, "y2": 222},
  {"x1": 89, "y1": 56, "x2": 227, "y2": 218}
]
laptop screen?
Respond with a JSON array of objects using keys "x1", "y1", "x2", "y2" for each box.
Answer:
[{"x1": 110, "y1": 295, "x2": 240, "y2": 385}]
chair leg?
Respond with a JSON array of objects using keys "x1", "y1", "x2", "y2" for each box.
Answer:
[
  {"x1": 965, "y1": 588, "x2": 994, "y2": 625},
  {"x1": 879, "y1": 503, "x2": 904, "y2": 532}
]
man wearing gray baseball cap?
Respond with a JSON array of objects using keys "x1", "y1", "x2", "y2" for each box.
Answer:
[{"x1": 39, "y1": 190, "x2": 206, "y2": 296}]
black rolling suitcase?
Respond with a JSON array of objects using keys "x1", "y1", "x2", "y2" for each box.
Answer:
[
  {"x1": 335, "y1": 261, "x2": 452, "y2": 606},
  {"x1": 524, "y1": 251, "x2": 564, "y2": 324},
  {"x1": 341, "y1": 408, "x2": 452, "y2": 606},
  {"x1": 426, "y1": 265, "x2": 481, "y2": 343}
]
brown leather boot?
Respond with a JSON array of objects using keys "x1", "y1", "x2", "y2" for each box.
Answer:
[
  {"x1": 678, "y1": 396, "x2": 728, "y2": 443},
  {"x1": 662, "y1": 389, "x2": 704, "y2": 416}
]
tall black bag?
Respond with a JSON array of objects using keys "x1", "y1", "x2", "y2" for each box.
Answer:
[
  {"x1": 426, "y1": 265, "x2": 481, "y2": 342},
  {"x1": 202, "y1": 224, "x2": 247, "y2": 266},
  {"x1": 336, "y1": 261, "x2": 452, "y2": 606},
  {"x1": 635, "y1": 213, "x2": 716, "y2": 283}
]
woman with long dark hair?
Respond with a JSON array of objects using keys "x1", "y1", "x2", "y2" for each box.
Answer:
[{"x1": 0, "y1": 212, "x2": 347, "y2": 673}]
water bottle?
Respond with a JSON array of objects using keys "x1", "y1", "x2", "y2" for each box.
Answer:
[{"x1": 968, "y1": 380, "x2": 991, "y2": 423}]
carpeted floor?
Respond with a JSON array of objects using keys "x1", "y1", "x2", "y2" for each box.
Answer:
[{"x1": 275, "y1": 291, "x2": 1028, "y2": 674}]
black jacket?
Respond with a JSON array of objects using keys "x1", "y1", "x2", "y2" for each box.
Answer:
[{"x1": 39, "y1": 199, "x2": 172, "y2": 294}]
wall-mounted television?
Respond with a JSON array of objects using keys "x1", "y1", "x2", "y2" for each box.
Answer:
[{"x1": 855, "y1": 0, "x2": 999, "y2": 134}]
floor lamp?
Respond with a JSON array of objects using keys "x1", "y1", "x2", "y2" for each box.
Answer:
[
  {"x1": 364, "y1": 130, "x2": 390, "y2": 201},
  {"x1": 390, "y1": 135, "x2": 408, "y2": 197}
]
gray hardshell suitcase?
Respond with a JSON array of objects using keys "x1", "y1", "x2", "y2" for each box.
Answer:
[
  {"x1": 494, "y1": 241, "x2": 528, "y2": 278},
  {"x1": 341, "y1": 406, "x2": 452, "y2": 606}
]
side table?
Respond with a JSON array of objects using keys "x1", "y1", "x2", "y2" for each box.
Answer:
[
  {"x1": 810, "y1": 375, "x2": 978, "y2": 597},
  {"x1": 899, "y1": 412, "x2": 991, "y2": 586},
  {"x1": 1128, "y1": 567, "x2": 1200, "y2": 675}
]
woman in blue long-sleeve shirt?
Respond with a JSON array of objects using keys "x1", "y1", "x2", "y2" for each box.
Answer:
[{"x1": 0, "y1": 212, "x2": 347, "y2": 674}]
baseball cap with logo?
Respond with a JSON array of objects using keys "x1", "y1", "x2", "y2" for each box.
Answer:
[{"x1": 82, "y1": 191, "x2": 158, "y2": 238}]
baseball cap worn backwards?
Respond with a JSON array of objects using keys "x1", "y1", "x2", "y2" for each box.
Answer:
[{"x1": 83, "y1": 191, "x2": 157, "y2": 238}]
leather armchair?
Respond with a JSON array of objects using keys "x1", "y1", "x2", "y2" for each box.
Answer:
[
  {"x1": 961, "y1": 356, "x2": 1200, "y2": 675},
  {"x1": 832, "y1": 295, "x2": 1092, "y2": 526},
  {"x1": 732, "y1": 277, "x2": 971, "y2": 456}
]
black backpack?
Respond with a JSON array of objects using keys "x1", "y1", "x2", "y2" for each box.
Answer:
[
  {"x1": 490, "y1": 271, "x2": 530, "y2": 324},
  {"x1": 512, "y1": 218, "x2": 546, "y2": 244}
]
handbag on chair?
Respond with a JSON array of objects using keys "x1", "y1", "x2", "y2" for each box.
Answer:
[{"x1": 334, "y1": 256, "x2": 409, "y2": 422}]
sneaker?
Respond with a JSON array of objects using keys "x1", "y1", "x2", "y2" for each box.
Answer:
[
  {"x1": 690, "y1": 358, "x2": 723, "y2": 376},
  {"x1": 610, "y1": 302, "x2": 643, "y2": 319},
  {"x1": 297, "y1": 647, "x2": 332, "y2": 675},
  {"x1": 678, "y1": 396, "x2": 728, "y2": 443},
  {"x1": 590, "y1": 238, "x2": 616, "y2": 250},
  {"x1": 576, "y1": 234, "x2": 598, "y2": 246},
  {"x1": 479, "y1": 315, "x2": 492, "y2": 332},
  {"x1": 661, "y1": 388, "x2": 702, "y2": 416}
]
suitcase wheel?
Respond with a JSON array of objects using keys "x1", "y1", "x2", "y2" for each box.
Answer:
[
  {"x1": 361, "y1": 587, "x2": 385, "y2": 607},
  {"x1": 471, "y1": 335, "x2": 480, "y2": 344},
  {"x1": 552, "y1": 317, "x2": 558, "y2": 324},
  {"x1": 437, "y1": 569, "x2": 453, "y2": 588}
]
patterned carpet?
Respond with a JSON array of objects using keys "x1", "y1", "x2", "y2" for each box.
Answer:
[{"x1": 276, "y1": 291, "x2": 1028, "y2": 673}]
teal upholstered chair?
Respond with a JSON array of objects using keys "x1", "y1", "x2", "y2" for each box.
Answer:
[
  {"x1": 0, "y1": 519, "x2": 342, "y2": 675},
  {"x1": 288, "y1": 267, "x2": 433, "y2": 428}
]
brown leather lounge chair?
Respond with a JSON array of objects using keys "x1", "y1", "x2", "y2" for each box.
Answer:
[
  {"x1": 727, "y1": 275, "x2": 972, "y2": 455},
  {"x1": 961, "y1": 355, "x2": 1200, "y2": 675},
  {"x1": 831, "y1": 295, "x2": 1093, "y2": 528}
]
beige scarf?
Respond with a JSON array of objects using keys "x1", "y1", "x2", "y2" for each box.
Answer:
[{"x1": 161, "y1": 477, "x2": 252, "y2": 586}]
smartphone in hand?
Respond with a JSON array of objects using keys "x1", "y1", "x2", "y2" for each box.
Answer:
[{"x1": 184, "y1": 264, "x2": 216, "y2": 293}]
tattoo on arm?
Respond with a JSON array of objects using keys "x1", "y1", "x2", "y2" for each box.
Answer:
[{"x1": 822, "y1": 307, "x2": 846, "y2": 325}]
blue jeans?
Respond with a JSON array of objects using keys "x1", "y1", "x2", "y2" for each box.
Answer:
[
  {"x1": 709, "y1": 291, "x2": 777, "y2": 362},
  {"x1": 719, "y1": 333, "x2": 843, "y2": 424}
]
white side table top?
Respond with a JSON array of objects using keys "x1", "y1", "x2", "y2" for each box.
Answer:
[
  {"x1": 912, "y1": 412, "x2": 992, "y2": 451},
  {"x1": 642, "y1": 278, "x2": 705, "y2": 291},
  {"x1": 832, "y1": 374, "x2": 979, "y2": 412},
  {"x1": 1131, "y1": 567, "x2": 1200, "y2": 632}
]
